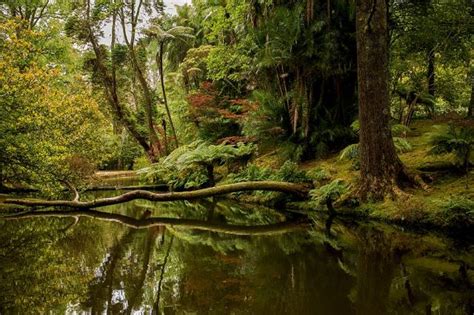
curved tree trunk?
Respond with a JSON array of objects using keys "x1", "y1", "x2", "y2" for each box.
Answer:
[
  {"x1": 356, "y1": 0, "x2": 408, "y2": 200},
  {"x1": 3, "y1": 181, "x2": 310, "y2": 209}
]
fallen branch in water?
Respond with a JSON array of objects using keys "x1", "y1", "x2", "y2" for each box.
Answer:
[
  {"x1": 0, "y1": 209, "x2": 310, "y2": 235},
  {"x1": 2, "y1": 181, "x2": 310, "y2": 209}
]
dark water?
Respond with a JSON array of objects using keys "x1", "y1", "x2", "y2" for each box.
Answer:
[{"x1": 0, "y1": 195, "x2": 473, "y2": 314}]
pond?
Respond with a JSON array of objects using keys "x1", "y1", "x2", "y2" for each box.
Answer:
[{"x1": 0, "y1": 194, "x2": 473, "y2": 314}]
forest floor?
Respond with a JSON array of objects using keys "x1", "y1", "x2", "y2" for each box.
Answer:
[{"x1": 293, "y1": 119, "x2": 474, "y2": 231}]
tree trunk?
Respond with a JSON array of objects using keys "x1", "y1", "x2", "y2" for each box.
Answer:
[
  {"x1": 3, "y1": 181, "x2": 310, "y2": 209},
  {"x1": 85, "y1": 1, "x2": 158, "y2": 162},
  {"x1": 427, "y1": 48, "x2": 435, "y2": 98},
  {"x1": 468, "y1": 69, "x2": 474, "y2": 118},
  {"x1": 356, "y1": 0, "x2": 407, "y2": 200},
  {"x1": 158, "y1": 42, "x2": 180, "y2": 149},
  {"x1": 426, "y1": 48, "x2": 436, "y2": 118}
]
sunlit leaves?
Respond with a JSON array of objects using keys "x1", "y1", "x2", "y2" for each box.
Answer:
[{"x1": 0, "y1": 19, "x2": 108, "y2": 192}]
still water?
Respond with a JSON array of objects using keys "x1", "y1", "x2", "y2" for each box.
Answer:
[{"x1": 0, "y1": 195, "x2": 473, "y2": 314}]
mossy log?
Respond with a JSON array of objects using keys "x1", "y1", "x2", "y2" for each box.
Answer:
[{"x1": 2, "y1": 181, "x2": 310, "y2": 209}]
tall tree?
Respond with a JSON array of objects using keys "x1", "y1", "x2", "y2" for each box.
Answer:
[
  {"x1": 65, "y1": 0, "x2": 167, "y2": 161},
  {"x1": 146, "y1": 23, "x2": 195, "y2": 150},
  {"x1": 356, "y1": 0, "x2": 408, "y2": 200}
]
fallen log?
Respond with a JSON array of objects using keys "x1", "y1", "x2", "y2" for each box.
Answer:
[
  {"x1": 0, "y1": 209, "x2": 310, "y2": 236},
  {"x1": 2, "y1": 181, "x2": 310, "y2": 209}
]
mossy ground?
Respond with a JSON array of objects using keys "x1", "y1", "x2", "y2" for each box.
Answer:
[{"x1": 292, "y1": 119, "x2": 473, "y2": 230}]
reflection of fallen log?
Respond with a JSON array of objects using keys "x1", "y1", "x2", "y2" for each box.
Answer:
[
  {"x1": 2, "y1": 181, "x2": 310, "y2": 209},
  {"x1": 0, "y1": 209, "x2": 310, "y2": 235}
]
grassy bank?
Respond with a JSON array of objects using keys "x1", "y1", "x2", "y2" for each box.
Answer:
[{"x1": 291, "y1": 119, "x2": 473, "y2": 231}]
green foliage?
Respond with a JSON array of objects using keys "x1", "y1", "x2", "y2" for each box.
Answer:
[
  {"x1": 432, "y1": 197, "x2": 474, "y2": 229},
  {"x1": 339, "y1": 144, "x2": 360, "y2": 161},
  {"x1": 393, "y1": 137, "x2": 413, "y2": 153},
  {"x1": 138, "y1": 141, "x2": 254, "y2": 189},
  {"x1": 391, "y1": 124, "x2": 411, "y2": 137},
  {"x1": 206, "y1": 46, "x2": 251, "y2": 83},
  {"x1": 0, "y1": 19, "x2": 108, "y2": 193},
  {"x1": 307, "y1": 168, "x2": 331, "y2": 183},
  {"x1": 428, "y1": 125, "x2": 474, "y2": 168},
  {"x1": 310, "y1": 179, "x2": 348, "y2": 206},
  {"x1": 226, "y1": 161, "x2": 309, "y2": 184},
  {"x1": 99, "y1": 133, "x2": 143, "y2": 170},
  {"x1": 339, "y1": 138, "x2": 412, "y2": 161}
]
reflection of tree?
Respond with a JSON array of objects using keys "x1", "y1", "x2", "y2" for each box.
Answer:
[
  {"x1": 83, "y1": 221, "x2": 142, "y2": 313},
  {"x1": 2, "y1": 209, "x2": 308, "y2": 235},
  {"x1": 0, "y1": 219, "x2": 107, "y2": 313},
  {"x1": 84, "y1": 211, "x2": 158, "y2": 314},
  {"x1": 153, "y1": 232, "x2": 174, "y2": 314},
  {"x1": 124, "y1": 228, "x2": 157, "y2": 314},
  {"x1": 354, "y1": 227, "x2": 399, "y2": 315},
  {"x1": 2, "y1": 202, "x2": 473, "y2": 314}
]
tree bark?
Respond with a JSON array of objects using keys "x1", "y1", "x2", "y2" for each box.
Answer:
[
  {"x1": 3, "y1": 181, "x2": 310, "y2": 209},
  {"x1": 427, "y1": 48, "x2": 435, "y2": 98},
  {"x1": 468, "y1": 69, "x2": 474, "y2": 118},
  {"x1": 426, "y1": 48, "x2": 436, "y2": 117},
  {"x1": 356, "y1": 0, "x2": 407, "y2": 200}
]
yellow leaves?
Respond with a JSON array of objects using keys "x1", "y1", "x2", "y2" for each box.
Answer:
[{"x1": 0, "y1": 19, "x2": 109, "y2": 188}]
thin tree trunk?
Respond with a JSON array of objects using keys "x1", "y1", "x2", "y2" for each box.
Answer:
[
  {"x1": 158, "y1": 42, "x2": 180, "y2": 149},
  {"x1": 468, "y1": 69, "x2": 474, "y2": 118},
  {"x1": 427, "y1": 48, "x2": 435, "y2": 98},
  {"x1": 356, "y1": 0, "x2": 407, "y2": 200},
  {"x1": 426, "y1": 48, "x2": 436, "y2": 118}
]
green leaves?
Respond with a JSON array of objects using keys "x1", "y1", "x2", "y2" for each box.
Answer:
[
  {"x1": 0, "y1": 19, "x2": 109, "y2": 193},
  {"x1": 138, "y1": 141, "x2": 255, "y2": 189},
  {"x1": 428, "y1": 124, "x2": 474, "y2": 167},
  {"x1": 310, "y1": 179, "x2": 348, "y2": 205}
]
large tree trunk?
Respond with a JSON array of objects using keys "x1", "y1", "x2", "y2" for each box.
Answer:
[{"x1": 356, "y1": 0, "x2": 407, "y2": 200}]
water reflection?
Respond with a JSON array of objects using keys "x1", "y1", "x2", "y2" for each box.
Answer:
[{"x1": 0, "y1": 199, "x2": 473, "y2": 314}]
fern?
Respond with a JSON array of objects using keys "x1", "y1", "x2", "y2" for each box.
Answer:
[
  {"x1": 391, "y1": 124, "x2": 411, "y2": 137},
  {"x1": 429, "y1": 125, "x2": 474, "y2": 168},
  {"x1": 393, "y1": 137, "x2": 412, "y2": 153},
  {"x1": 339, "y1": 137, "x2": 412, "y2": 161},
  {"x1": 310, "y1": 179, "x2": 348, "y2": 206},
  {"x1": 339, "y1": 143, "x2": 359, "y2": 161},
  {"x1": 138, "y1": 141, "x2": 255, "y2": 189}
]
